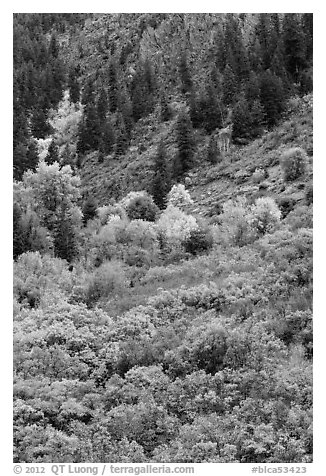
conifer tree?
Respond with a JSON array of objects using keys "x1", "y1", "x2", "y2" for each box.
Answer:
[
  {"x1": 119, "y1": 88, "x2": 133, "y2": 138},
  {"x1": 207, "y1": 134, "x2": 220, "y2": 164},
  {"x1": 100, "y1": 117, "x2": 115, "y2": 155},
  {"x1": 131, "y1": 59, "x2": 156, "y2": 121},
  {"x1": 152, "y1": 139, "x2": 171, "y2": 209},
  {"x1": 82, "y1": 195, "x2": 98, "y2": 224},
  {"x1": 160, "y1": 91, "x2": 171, "y2": 122},
  {"x1": 202, "y1": 82, "x2": 223, "y2": 133},
  {"x1": 282, "y1": 14, "x2": 306, "y2": 82},
  {"x1": 232, "y1": 93, "x2": 252, "y2": 140},
  {"x1": 30, "y1": 108, "x2": 52, "y2": 139},
  {"x1": 68, "y1": 68, "x2": 80, "y2": 104},
  {"x1": 224, "y1": 14, "x2": 249, "y2": 81},
  {"x1": 259, "y1": 70, "x2": 285, "y2": 127},
  {"x1": 97, "y1": 88, "x2": 108, "y2": 123},
  {"x1": 222, "y1": 64, "x2": 237, "y2": 106},
  {"x1": 77, "y1": 102, "x2": 101, "y2": 154},
  {"x1": 250, "y1": 99, "x2": 266, "y2": 138},
  {"x1": 48, "y1": 33, "x2": 59, "y2": 59},
  {"x1": 115, "y1": 117, "x2": 129, "y2": 157},
  {"x1": 174, "y1": 110, "x2": 194, "y2": 179},
  {"x1": 178, "y1": 51, "x2": 193, "y2": 95},
  {"x1": 45, "y1": 140, "x2": 60, "y2": 164},
  {"x1": 301, "y1": 13, "x2": 313, "y2": 64},
  {"x1": 108, "y1": 60, "x2": 119, "y2": 113}
]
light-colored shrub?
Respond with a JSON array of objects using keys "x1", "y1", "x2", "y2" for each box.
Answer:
[
  {"x1": 219, "y1": 197, "x2": 255, "y2": 246},
  {"x1": 252, "y1": 168, "x2": 265, "y2": 184},
  {"x1": 167, "y1": 184, "x2": 193, "y2": 209},
  {"x1": 280, "y1": 147, "x2": 308, "y2": 182},
  {"x1": 157, "y1": 205, "x2": 198, "y2": 244},
  {"x1": 85, "y1": 261, "x2": 127, "y2": 306},
  {"x1": 251, "y1": 197, "x2": 281, "y2": 235}
]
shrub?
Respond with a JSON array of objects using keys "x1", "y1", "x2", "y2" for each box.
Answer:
[
  {"x1": 251, "y1": 197, "x2": 281, "y2": 235},
  {"x1": 167, "y1": 184, "x2": 193, "y2": 209},
  {"x1": 252, "y1": 168, "x2": 265, "y2": 184},
  {"x1": 125, "y1": 194, "x2": 159, "y2": 222},
  {"x1": 280, "y1": 147, "x2": 308, "y2": 182},
  {"x1": 85, "y1": 261, "x2": 127, "y2": 306},
  {"x1": 219, "y1": 197, "x2": 255, "y2": 246},
  {"x1": 97, "y1": 204, "x2": 126, "y2": 226},
  {"x1": 277, "y1": 197, "x2": 296, "y2": 218},
  {"x1": 283, "y1": 206, "x2": 313, "y2": 231},
  {"x1": 182, "y1": 227, "x2": 214, "y2": 256},
  {"x1": 157, "y1": 205, "x2": 198, "y2": 245}
]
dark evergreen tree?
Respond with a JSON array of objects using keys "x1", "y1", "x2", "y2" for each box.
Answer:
[
  {"x1": 301, "y1": 14, "x2": 313, "y2": 64},
  {"x1": 107, "y1": 60, "x2": 119, "y2": 113},
  {"x1": 130, "y1": 59, "x2": 156, "y2": 121},
  {"x1": 14, "y1": 138, "x2": 39, "y2": 181},
  {"x1": 178, "y1": 51, "x2": 193, "y2": 95},
  {"x1": 26, "y1": 139, "x2": 39, "y2": 171},
  {"x1": 115, "y1": 117, "x2": 129, "y2": 157},
  {"x1": 207, "y1": 134, "x2": 221, "y2": 165},
  {"x1": 245, "y1": 71, "x2": 261, "y2": 103},
  {"x1": 232, "y1": 93, "x2": 252, "y2": 141},
  {"x1": 202, "y1": 82, "x2": 223, "y2": 133},
  {"x1": 97, "y1": 88, "x2": 108, "y2": 123},
  {"x1": 30, "y1": 108, "x2": 52, "y2": 138},
  {"x1": 222, "y1": 64, "x2": 237, "y2": 106},
  {"x1": 77, "y1": 103, "x2": 101, "y2": 154},
  {"x1": 224, "y1": 14, "x2": 249, "y2": 81},
  {"x1": 82, "y1": 196, "x2": 98, "y2": 225},
  {"x1": 259, "y1": 70, "x2": 285, "y2": 127},
  {"x1": 282, "y1": 14, "x2": 306, "y2": 82},
  {"x1": 45, "y1": 140, "x2": 60, "y2": 164},
  {"x1": 53, "y1": 212, "x2": 79, "y2": 262},
  {"x1": 160, "y1": 91, "x2": 171, "y2": 122},
  {"x1": 173, "y1": 110, "x2": 194, "y2": 179},
  {"x1": 68, "y1": 67, "x2": 80, "y2": 103},
  {"x1": 13, "y1": 203, "x2": 24, "y2": 259},
  {"x1": 48, "y1": 32, "x2": 59, "y2": 59},
  {"x1": 189, "y1": 91, "x2": 203, "y2": 129},
  {"x1": 81, "y1": 79, "x2": 95, "y2": 106},
  {"x1": 119, "y1": 88, "x2": 133, "y2": 138},
  {"x1": 256, "y1": 14, "x2": 271, "y2": 70},
  {"x1": 250, "y1": 99, "x2": 266, "y2": 138},
  {"x1": 152, "y1": 139, "x2": 171, "y2": 209},
  {"x1": 99, "y1": 117, "x2": 115, "y2": 155}
]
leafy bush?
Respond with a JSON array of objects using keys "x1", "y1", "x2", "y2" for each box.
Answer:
[
  {"x1": 85, "y1": 261, "x2": 127, "y2": 306},
  {"x1": 280, "y1": 147, "x2": 308, "y2": 182},
  {"x1": 125, "y1": 194, "x2": 159, "y2": 222},
  {"x1": 251, "y1": 197, "x2": 281, "y2": 235},
  {"x1": 13, "y1": 252, "x2": 73, "y2": 308},
  {"x1": 167, "y1": 184, "x2": 193, "y2": 209},
  {"x1": 283, "y1": 206, "x2": 313, "y2": 231},
  {"x1": 97, "y1": 204, "x2": 126, "y2": 226},
  {"x1": 252, "y1": 168, "x2": 266, "y2": 184},
  {"x1": 277, "y1": 197, "x2": 296, "y2": 218},
  {"x1": 219, "y1": 197, "x2": 255, "y2": 246},
  {"x1": 182, "y1": 227, "x2": 214, "y2": 256},
  {"x1": 157, "y1": 205, "x2": 198, "y2": 254}
]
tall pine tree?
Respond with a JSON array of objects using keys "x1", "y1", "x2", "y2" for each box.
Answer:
[
  {"x1": 174, "y1": 109, "x2": 194, "y2": 179},
  {"x1": 152, "y1": 139, "x2": 171, "y2": 209}
]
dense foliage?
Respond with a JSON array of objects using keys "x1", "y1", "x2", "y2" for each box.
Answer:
[{"x1": 13, "y1": 13, "x2": 313, "y2": 464}]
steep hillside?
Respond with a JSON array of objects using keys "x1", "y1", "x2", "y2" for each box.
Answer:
[{"x1": 80, "y1": 94, "x2": 313, "y2": 215}]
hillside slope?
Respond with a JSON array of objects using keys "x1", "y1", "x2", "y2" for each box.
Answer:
[{"x1": 80, "y1": 94, "x2": 313, "y2": 216}]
